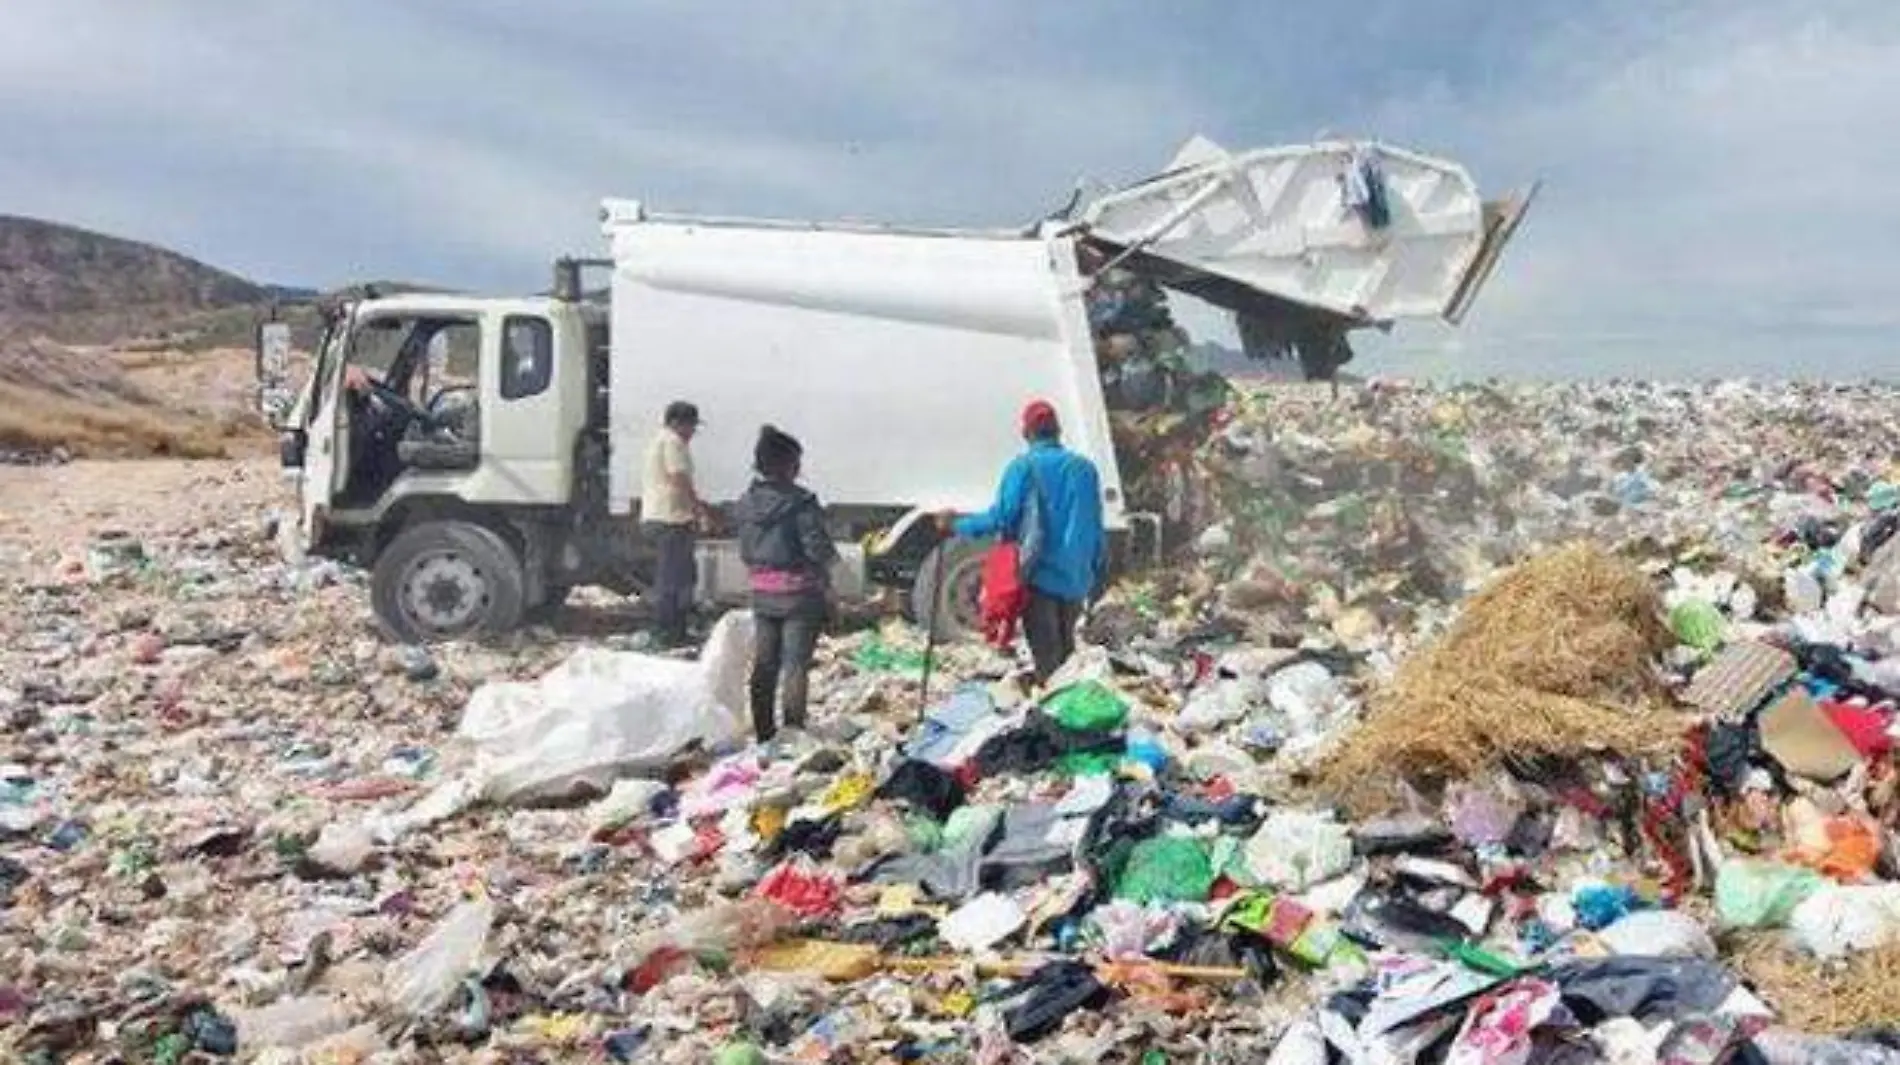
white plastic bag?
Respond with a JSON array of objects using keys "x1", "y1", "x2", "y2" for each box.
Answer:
[
  {"x1": 1245, "y1": 810, "x2": 1354, "y2": 892},
  {"x1": 383, "y1": 897, "x2": 495, "y2": 1017},
  {"x1": 1265, "y1": 1017, "x2": 1328, "y2": 1065},
  {"x1": 1177, "y1": 677, "x2": 1261, "y2": 731},
  {"x1": 1789, "y1": 884, "x2": 1900, "y2": 959},
  {"x1": 1595, "y1": 910, "x2": 1717, "y2": 960},
  {"x1": 941, "y1": 892, "x2": 1026, "y2": 953},
  {"x1": 455, "y1": 611, "x2": 753, "y2": 804},
  {"x1": 306, "y1": 823, "x2": 375, "y2": 875},
  {"x1": 1266, "y1": 662, "x2": 1358, "y2": 758},
  {"x1": 587, "y1": 778, "x2": 669, "y2": 834},
  {"x1": 234, "y1": 995, "x2": 355, "y2": 1051}
]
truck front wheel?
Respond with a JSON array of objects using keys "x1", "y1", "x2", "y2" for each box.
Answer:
[
  {"x1": 372, "y1": 521, "x2": 527, "y2": 643},
  {"x1": 909, "y1": 540, "x2": 987, "y2": 643}
]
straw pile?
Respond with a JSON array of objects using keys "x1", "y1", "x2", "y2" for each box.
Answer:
[
  {"x1": 1320, "y1": 544, "x2": 1682, "y2": 809},
  {"x1": 1736, "y1": 936, "x2": 1900, "y2": 1032}
]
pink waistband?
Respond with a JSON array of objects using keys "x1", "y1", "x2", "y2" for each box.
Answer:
[{"x1": 751, "y1": 569, "x2": 817, "y2": 594}]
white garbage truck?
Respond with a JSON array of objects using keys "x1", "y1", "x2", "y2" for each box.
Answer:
[{"x1": 262, "y1": 137, "x2": 1533, "y2": 642}]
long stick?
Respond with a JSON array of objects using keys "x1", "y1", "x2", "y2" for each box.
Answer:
[{"x1": 917, "y1": 543, "x2": 948, "y2": 719}]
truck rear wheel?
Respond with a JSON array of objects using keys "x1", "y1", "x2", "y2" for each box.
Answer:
[
  {"x1": 910, "y1": 541, "x2": 987, "y2": 643},
  {"x1": 372, "y1": 521, "x2": 527, "y2": 643}
]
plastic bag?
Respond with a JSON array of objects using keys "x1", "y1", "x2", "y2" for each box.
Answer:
[
  {"x1": 450, "y1": 611, "x2": 753, "y2": 805},
  {"x1": 1001, "y1": 960, "x2": 1109, "y2": 1043},
  {"x1": 941, "y1": 892, "x2": 1026, "y2": 952},
  {"x1": 1114, "y1": 836, "x2": 1215, "y2": 904},
  {"x1": 1245, "y1": 811, "x2": 1353, "y2": 892},
  {"x1": 1177, "y1": 678, "x2": 1260, "y2": 732},
  {"x1": 1715, "y1": 860, "x2": 1825, "y2": 929},
  {"x1": 754, "y1": 859, "x2": 843, "y2": 918},
  {"x1": 622, "y1": 899, "x2": 793, "y2": 971},
  {"x1": 1087, "y1": 900, "x2": 1181, "y2": 958},
  {"x1": 1668, "y1": 600, "x2": 1726, "y2": 652},
  {"x1": 1594, "y1": 910, "x2": 1716, "y2": 960},
  {"x1": 1785, "y1": 814, "x2": 1883, "y2": 882},
  {"x1": 586, "y1": 778, "x2": 669, "y2": 834},
  {"x1": 384, "y1": 897, "x2": 495, "y2": 1017},
  {"x1": 1789, "y1": 884, "x2": 1900, "y2": 959},
  {"x1": 234, "y1": 996, "x2": 355, "y2": 1051},
  {"x1": 1266, "y1": 662, "x2": 1356, "y2": 756},
  {"x1": 1044, "y1": 682, "x2": 1129, "y2": 733},
  {"x1": 1446, "y1": 979, "x2": 1561, "y2": 1065},
  {"x1": 1265, "y1": 1018, "x2": 1327, "y2": 1065},
  {"x1": 1571, "y1": 883, "x2": 1643, "y2": 931},
  {"x1": 305, "y1": 823, "x2": 374, "y2": 875}
]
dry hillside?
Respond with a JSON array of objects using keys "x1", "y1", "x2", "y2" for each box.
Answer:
[
  {"x1": 0, "y1": 339, "x2": 272, "y2": 462},
  {"x1": 0, "y1": 216, "x2": 319, "y2": 461}
]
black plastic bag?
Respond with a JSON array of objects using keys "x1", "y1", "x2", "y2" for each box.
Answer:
[
  {"x1": 837, "y1": 912, "x2": 939, "y2": 952},
  {"x1": 765, "y1": 816, "x2": 843, "y2": 861},
  {"x1": 1545, "y1": 956, "x2": 1734, "y2": 1025},
  {"x1": 1001, "y1": 960, "x2": 1112, "y2": 1043},
  {"x1": 1341, "y1": 890, "x2": 1471, "y2": 953},
  {"x1": 875, "y1": 760, "x2": 965, "y2": 821}
]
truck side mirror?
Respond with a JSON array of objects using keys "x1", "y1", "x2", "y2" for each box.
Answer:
[{"x1": 256, "y1": 320, "x2": 293, "y2": 427}]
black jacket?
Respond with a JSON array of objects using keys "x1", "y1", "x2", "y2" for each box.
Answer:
[{"x1": 735, "y1": 478, "x2": 839, "y2": 585}]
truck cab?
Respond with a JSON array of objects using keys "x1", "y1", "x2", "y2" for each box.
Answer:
[{"x1": 275, "y1": 291, "x2": 607, "y2": 640}]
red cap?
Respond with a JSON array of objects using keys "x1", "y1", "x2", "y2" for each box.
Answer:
[{"x1": 1020, "y1": 399, "x2": 1059, "y2": 437}]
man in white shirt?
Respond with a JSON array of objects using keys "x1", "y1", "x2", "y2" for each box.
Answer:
[{"x1": 642, "y1": 400, "x2": 710, "y2": 646}]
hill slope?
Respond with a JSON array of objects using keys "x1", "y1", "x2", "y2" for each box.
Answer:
[
  {"x1": 0, "y1": 217, "x2": 310, "y2": 460},
  {"x1": 0, "y1": 215, "x2": 267, "y2": 325}
]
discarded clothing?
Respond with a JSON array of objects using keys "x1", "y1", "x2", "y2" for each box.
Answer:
[{"x1": 875, "y1": 760, "x2": 966, "y2": 821}]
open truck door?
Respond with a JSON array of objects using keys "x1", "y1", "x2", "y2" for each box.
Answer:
[
  {"x1": 1074, "y1": 137, "x2": 1534, "y2": 327},
  {"x1": 259, "y1": 312, "x2": 350, "y2": 553}
]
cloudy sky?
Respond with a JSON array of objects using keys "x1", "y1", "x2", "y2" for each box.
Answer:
[{"x1": 4, "y1": 0, "x2": 1895, "y2": 378}]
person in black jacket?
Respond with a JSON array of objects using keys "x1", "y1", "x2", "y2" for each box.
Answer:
[{"x1": 734, "y1": 426, "x2": 839, "y2": 743}]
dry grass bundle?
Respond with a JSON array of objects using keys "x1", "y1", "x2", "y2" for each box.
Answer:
[
  {"x1": 1320, "y1": 544, "x2": 1683, "y2": 809},
  {"x1": 1736, "y1": 935, "x2": 1900, "y2": 1033}
]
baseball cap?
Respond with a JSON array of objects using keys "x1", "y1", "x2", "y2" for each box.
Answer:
[{"x1": 1020, "y1": 399, "x2": 1059, "y2": 437}]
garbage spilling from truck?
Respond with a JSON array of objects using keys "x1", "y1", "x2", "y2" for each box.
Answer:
[{"x1": 7, "y1": 378, "x2": 1900, "y2": 1062}]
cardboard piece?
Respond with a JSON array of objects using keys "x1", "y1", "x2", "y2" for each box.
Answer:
[
  {"x1": 1758, "y1": 690, "x2": 1863, "y2": 781},
  {"x1": 1682, "y1": 642, "x2": 1797, "y2": 719}
]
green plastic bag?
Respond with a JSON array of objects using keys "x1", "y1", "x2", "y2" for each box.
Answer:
[
  {"x1": 1113, "y1": 836, "x2": 1214, "y2": 904},
  {"x1": 1715, "y1": 859, "x2": 1824, "y2": 928},
  {"x1": 904, "y1": 814, "x2": 944, "y2": 853},
  {"x1": 941, "y1": 805, "x2": 998, "y2": 850},
  {"x1": 1669, "y1": 599, "x2": 1726, "y2": 652},
  {"x1": 853, "y1": 633, "x2": 927, "y2": 676},
  {"x1": 1045, "y1": 681, "x2": 1130, "y2": 733},
  {"x1": 1055, "y1": 751, "x2": 1120, "y2": 777}
]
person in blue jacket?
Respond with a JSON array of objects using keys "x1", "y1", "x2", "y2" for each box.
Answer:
[{"x1": 937, "y1": 399, "x2": 1107, "y2": 684}]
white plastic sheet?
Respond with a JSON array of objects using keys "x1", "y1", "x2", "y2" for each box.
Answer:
[
  {"x1": 383, "y1": 897, "x2": 495, "y2": 1017},
  {"x1": 1245, "y1": 810, "x2": 1354, "y2": 892},
  {"x1": 456, "y1": 611, "x2": 753, "y2": 805},
  {"x1": 1265, "y1": 1018, "x2": 1328, "y2": 1065},
  {"x1": 1596, "y1": 910, "x2": 1718, "y2": 960},
  {"x1": 1789, "y1": 883, "x2": 1900, "y2": 959}
]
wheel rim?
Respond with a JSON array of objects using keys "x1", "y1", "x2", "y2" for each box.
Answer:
[
  {"x1": 943, "y1": 556, "x2": 985, "y2": 633},
  {"x1": 399, "y1": 549, "x2": 492, "y2": 635}
]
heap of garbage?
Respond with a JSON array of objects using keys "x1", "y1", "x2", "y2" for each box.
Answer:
[{"x1": 6, "y1": 381, "x2": 1900, "y2": 1063}]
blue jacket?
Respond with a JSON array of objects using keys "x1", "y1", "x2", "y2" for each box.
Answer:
[{"x1": 954, "y1": 440, "x2": 1106, "y2": 603}]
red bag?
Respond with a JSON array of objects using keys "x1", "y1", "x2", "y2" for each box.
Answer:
[{"x1": 979, "y1": 542, "x2": 1028, "y2": 649}]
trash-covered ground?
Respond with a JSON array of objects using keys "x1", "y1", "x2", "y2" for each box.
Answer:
[{"x1": 6, "y1": 381, "x2": 1900, "y2": 1063}]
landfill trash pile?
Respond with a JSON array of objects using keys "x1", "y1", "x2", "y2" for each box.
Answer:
[{"x1": 5, "y1": 381, "x2": 1900, "y2": 1063}]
